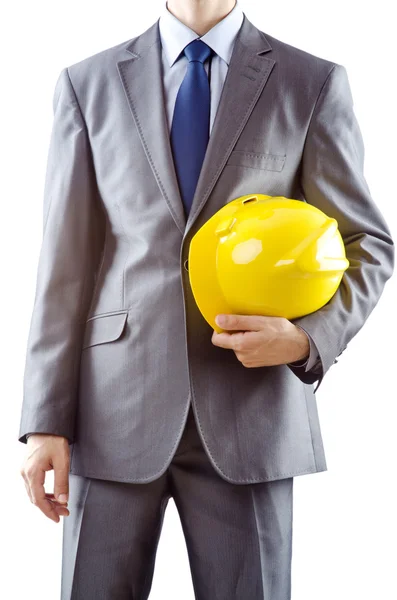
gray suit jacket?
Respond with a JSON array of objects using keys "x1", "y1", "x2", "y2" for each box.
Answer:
[{"x1": 18, "y1": 14, "x2": 394, "y2": 484}]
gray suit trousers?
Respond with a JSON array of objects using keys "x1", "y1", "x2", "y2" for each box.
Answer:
[{"x1": 61, "y1": 405, "x2": 294, "y2": 600}]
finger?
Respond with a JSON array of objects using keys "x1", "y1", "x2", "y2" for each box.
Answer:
[
  {"x1": 53, "y1": 452, "x2": 70, "y2": 504},
  {"x1": 212, "y1": 330, "x2": 244, "y2": 349},
  {"x1": 21, "y1": 469, "x2": 33, "y2": 503},
  {"x1": 45, "y1": 492, "x2": 68, "y2": 507},
  {"x1": 54, "y1": 505, "x2": 70, "y2": 517},
  {"x1": 54, "y1": 503, "x2": 70, "y2": 515},
  {"x1": 215, "y1": 314, "x2": 266, "y2": 331},
  {"x1": 47, "y1": 498, "x2": 70, "y2": 517},
  {"x1": 213, "y1": 328, "x2": 262, "y2": 350},
  {"x1": 29, "y1": 468, "x2": 60, "y2": 523}
]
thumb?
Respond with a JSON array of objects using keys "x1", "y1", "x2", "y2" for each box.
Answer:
[{"x1": 53, "y1": 452, "x2": 70, "y2": 504}]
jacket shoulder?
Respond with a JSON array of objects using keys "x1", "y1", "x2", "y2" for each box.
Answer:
[
  {"x1": 59, "y1": 34, "x2": 141, "y2": 102},
  {"x1": 262, "y1": 30, "x2": 341, "y2": 78},
  {"x1": 66, "y1": 36, "x2": 137, "y2": 75}
]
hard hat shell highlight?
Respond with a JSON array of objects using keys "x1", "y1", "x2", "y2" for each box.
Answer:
[{"x1": 188, "y1": 194, "x2": 349, "y2": 332}]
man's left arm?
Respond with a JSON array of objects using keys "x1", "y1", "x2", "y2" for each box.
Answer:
[{"x1": 287, "y1": 63, "x2": 394, "y2": 391}]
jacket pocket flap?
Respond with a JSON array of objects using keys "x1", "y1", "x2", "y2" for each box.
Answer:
[{"x1": 82, "y1": 311, "x2": 128, "y2": 350}]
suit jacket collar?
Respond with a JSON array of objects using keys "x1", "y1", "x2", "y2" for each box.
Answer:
[{"x1": 117, "y1": 13, "x2": 275, "y2": 238}]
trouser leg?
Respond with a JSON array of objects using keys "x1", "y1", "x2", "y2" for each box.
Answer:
[
  {"x1": 169, "y1": 406, "x2": 294, "y2": 600},
  {"x1": 61, "y1": 471, "x2": 170, "y2": 600},
  {"x1": 61, "y1": 405, "x2": 294, "y2": 600}
]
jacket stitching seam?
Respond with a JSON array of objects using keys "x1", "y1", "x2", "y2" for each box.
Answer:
[
  {"x1": 69, "y1": 464, "x2": 322, "y2": 484},
  {"x1": 72, "y1": 400, "x2": 193, "y2": 480},
  {"x1": 302, "y1": 385, "x2": 318, "y2": 470},
  {"x1": 189, "y1": 60, "x2": 274, "y2": 224},
  {"x1": 117, "y1": 62, "x2": 185, "y2": 234}
]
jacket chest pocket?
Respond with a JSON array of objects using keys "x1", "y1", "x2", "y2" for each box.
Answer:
[{"x1": 225, "y1": 150, "x2": 286, "y2": 172}]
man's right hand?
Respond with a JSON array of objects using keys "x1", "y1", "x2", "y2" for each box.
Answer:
[{"x1": 20, "y1": 434, "x2": 71, "y2": 523}]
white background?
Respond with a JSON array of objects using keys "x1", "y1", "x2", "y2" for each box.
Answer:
[{"x1": 1, "y1": 0, "x2": 396, "y2": 598}]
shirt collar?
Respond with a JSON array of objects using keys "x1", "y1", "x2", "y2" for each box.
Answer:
[{"x1": 159, "y1": 0, "x2": 244, "y2": 67}]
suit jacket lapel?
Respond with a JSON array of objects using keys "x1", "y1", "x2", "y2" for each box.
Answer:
[
  {"x1": 117, "y1": 19, "x2": 187, "y2": 234},
  {"x1": 117, "y1": 14, "x2": 276, "y2": 238},
  {"x1": 185, "y1": 16, "x2": 275, "y2": 238}
]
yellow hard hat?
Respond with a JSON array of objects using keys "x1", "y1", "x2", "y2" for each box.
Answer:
[{"x1": 188, "y1": 194, "x2": 349, "y2": 332}]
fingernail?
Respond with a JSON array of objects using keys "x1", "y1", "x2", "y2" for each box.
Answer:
[
  {"x1": 58, "y1": 494, "x2": 68, "y2": 504},
  {"x1": 215, "y1": 315, "x2": 225, "y2": 326}
]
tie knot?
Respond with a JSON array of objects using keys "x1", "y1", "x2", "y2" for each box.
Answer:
[{"x1": 183, "y1": 39, "x2": 213, "y2": 64}]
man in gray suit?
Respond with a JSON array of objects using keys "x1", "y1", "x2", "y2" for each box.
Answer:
[{"x1": 19, "y1": 0, "x2": 394, "y2": 598}]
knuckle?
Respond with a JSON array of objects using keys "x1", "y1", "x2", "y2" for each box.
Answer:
[
  {"x1": 234, "y1": 340, "x2": 244, "y2": 353},
  {"x1": 281, "y1": 318, "x2": 290, "y2": 333}
]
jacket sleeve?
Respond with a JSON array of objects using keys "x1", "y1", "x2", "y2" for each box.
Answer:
[
  {"x1": 18, "y1": 67, "x2": 106, "y2": 444},
  {"x1": 288, "y1": 328, "x2": 320, "y2": 371},
  {"x1": 288, "y1": 63, "x2": 394, "y2": 392}
]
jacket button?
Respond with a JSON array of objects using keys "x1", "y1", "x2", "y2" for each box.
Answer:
[{"x1": 184, "y1": 259, "x2": 189, "y2": 272}]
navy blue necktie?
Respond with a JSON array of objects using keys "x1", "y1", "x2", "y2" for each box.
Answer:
[{"x1": 170, "y1": 39, "x2": 213, "y2": 216}]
